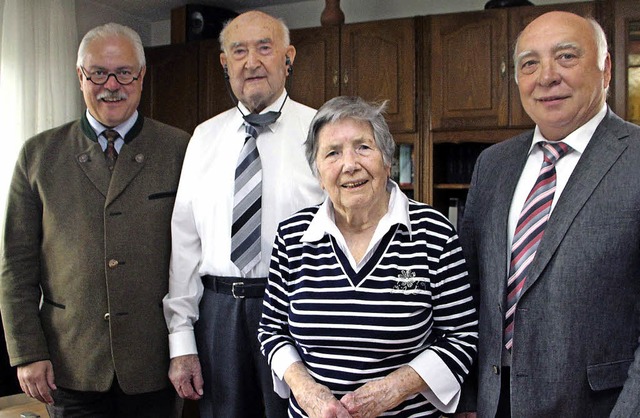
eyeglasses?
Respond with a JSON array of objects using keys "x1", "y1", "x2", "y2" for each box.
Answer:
[{"x1": 80, "y1": 66, "x2": 142, "y2": 86}]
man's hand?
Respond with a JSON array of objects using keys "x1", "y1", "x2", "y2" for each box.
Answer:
[
  {"x1": 168, "y1": 354, "x2": 204, "y2": 400},
  {"x1": 452, "y1": 413, "x2": 477, "y2": 418},
  {"x1": 17, "y1": 360, "x2": 56, "y2": 405}
]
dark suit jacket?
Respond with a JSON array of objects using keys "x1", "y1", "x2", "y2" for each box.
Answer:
[
  {"x1": 459, "y1": 110, "x2": 640, "y2": 417},
  {"x1": 0, "y1": 114, "x2": 189, "y2": 394}
]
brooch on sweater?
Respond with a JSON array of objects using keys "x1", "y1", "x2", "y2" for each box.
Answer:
[{"x1": 393, "y1": 269, "x2": 426, "y2": 292}]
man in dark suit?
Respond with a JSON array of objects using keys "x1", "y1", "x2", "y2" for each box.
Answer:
[
  {"x1": 0, "y1": 23, "x2": 189, "y2": 417},
  {"x1": 456, "y1": 11, "x2": 640, "y2": 417}
]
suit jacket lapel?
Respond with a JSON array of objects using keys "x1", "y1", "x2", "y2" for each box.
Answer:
[
  {"x1": 76, "y1": 141, "x2": 111, "y2": 198},
  {"x1": 522, "y1": 111, "x2": 629, "y2": 295},
  {"x1": 492, "y1": 134, "x2": 533, "y2": 298},
  {"x1": 105, "y1": 137, "x2": 147, "y2": 206}
]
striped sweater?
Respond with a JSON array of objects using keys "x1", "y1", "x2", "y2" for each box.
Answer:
[{"x1": 259, "y1": 200, "x2": 478, "y2": 417}]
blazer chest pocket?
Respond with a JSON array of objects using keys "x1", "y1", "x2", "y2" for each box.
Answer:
[
  {"x1": 587, "y1": 359, "x2": 633, "y2": 391},
  {"x1": 148, "y1": 191, "x2": 177, "y2": 200}
]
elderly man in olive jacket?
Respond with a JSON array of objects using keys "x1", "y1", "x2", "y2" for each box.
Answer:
[{"x1": 0, "y1": 23, "x2": 189, "y2": 418}]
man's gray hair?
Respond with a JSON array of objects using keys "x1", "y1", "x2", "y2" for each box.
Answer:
[
  {"x1": 304, "y1": 96, "x2": 396, "y2": 177},
  {"x1": 77, "y1": 22, "x2": 146, "y2": 69}
]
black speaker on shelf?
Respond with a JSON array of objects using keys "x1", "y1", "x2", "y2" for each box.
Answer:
[
  {"x1": 171, "y1": 4, "x2": 238, "y2": 44},
  {"x1": 485, "y1": 0, "x2": 533, "y2": 8}
]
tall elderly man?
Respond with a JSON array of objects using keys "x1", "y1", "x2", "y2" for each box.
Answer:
[
  {"x1": 456, "y1": 12, "x2": 640, "y2": 417},
  {"x1": 0, "y1": 23, "x2": 189, "y2": 417},
  {"x1": 163, "y1": 10, "x2": 324, "y2": 418}
]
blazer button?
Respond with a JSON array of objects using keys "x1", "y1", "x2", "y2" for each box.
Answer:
[
  {"x1": 135, "y1": 154, "x2": 145, "y2": 163},
  {"x1": 104, "y1": 313, "x2": 110, "y2": 321},
  {"x1": 492, "y1": 365, "x2": 500, "y2": 375},
  {"x1": 108, "y1": 259, "x2": 119, "y2": 269}
]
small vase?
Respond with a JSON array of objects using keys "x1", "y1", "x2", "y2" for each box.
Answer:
[{"x1": 321, "y1": 0, "x2": 345, "y2": 27}]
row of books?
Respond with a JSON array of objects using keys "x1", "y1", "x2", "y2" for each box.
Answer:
[
  {"x1": 447, "y1": 197, "x2": 466, "y2": 233},
  {"x1": 435, "y1": 143, "x2": 489, "y2": 184},
  {"x1": 390, "y1": 144, "x2": 413, "y2": 186}
]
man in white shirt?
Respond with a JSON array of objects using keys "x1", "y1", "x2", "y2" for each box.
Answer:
[{"x1": 163, "y1": 10, "x2": 324, "y2": 418}]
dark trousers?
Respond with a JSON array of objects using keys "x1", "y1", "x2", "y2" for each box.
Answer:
[
  {"x1": 496, "y1": 367, "x2": 511, "y2": 418},
  {"x1": 195, "y1": 288, "x2": 288, "y2": 418},
  {"x1": 46, "y1": 377, "x2": 178, "y2": 418}
]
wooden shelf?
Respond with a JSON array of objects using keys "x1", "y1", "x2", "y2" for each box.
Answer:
[{"x1": 434, "y1": 183, "x2": 470, "y2": 190}]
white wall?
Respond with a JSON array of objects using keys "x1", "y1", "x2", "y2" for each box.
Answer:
[{"x1": 75, "y1": 0, "x2": 152, "y2": 44}]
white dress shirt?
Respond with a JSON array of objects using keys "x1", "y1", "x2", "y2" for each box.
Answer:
[
  {"x1": 85, "y1": 109, "x2": 137, "y2": 152},
  {"x1": 163, "y1": 91, "x2": 325, "y2": 358}
]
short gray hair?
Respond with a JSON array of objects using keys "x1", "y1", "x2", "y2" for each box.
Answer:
[
  {"x1": 305, "y1": 96, "x2": 395, "y2": 176},
  {"x1": 513, "y1": 16, "x2": 608, "y2": 84},
  {"x1": 218, "y1": 11, "x2": 290, "y2": 52},
  {"x1": 77, "y1": 23, "x2": 145, "y2": 69}
]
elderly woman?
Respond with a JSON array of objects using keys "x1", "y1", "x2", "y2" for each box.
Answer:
[{"x1": 258, "y1": 96, "x2": 478, "y2": 418}]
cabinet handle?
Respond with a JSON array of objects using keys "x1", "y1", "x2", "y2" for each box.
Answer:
[
  {"x1": 343, "y1": 70, "x2": 349, "y2": 85},
  {"x1": 500, "y1": 61, "x2": 507, "y2": 78},
  {"x1": 333, "y1": 70, "x2": 339, "y2": 87}
]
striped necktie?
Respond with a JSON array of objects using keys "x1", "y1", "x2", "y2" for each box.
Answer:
[
  {"x1": 103, "y1": 129, "x2": 119, "y2": 173},
  {"x1": 504, "y1": 141, "x2": 572, "y2": 352},
  {"x1": 231, "y1": 123, "x2": 262, "y2": 275}
]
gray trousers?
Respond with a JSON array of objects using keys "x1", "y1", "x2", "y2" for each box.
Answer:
[{"x1": 195, "y1": 288, "x2": 288, "y2": 418}]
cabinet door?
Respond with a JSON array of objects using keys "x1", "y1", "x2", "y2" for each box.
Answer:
[
  {"x1": 430, "y1": 10, "x2": 509, "y2": 130},
  {"x1": 508, "y1": 2, "x2": 595, "y2": 127},
  {"x1": 289, "y1": 26, "x2": 340, "y2": 110},
  {"x1": 613, "y1": 0, "x2": 640, "y2": 124},
  {"x1": 198, "y1": 39, "x2": 235, "y2": 124},
  {"x1": 141, "y1": 43, "x2": 199, "y2": 134},
  {"x1": 341, "y1": 18, "x2": 416, "y2": 133}
]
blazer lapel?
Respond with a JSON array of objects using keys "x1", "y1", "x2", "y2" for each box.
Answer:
[
  {"x1": 490, "y1": 135, "x2": 533, "y2": 298},
  {"x1": 105, "y1": 138, "x2": 147, "y2": 206},
  {"x1": 76, "y1": 143, "x2": 111, "y2": 198},
  {"x1": 522, "y1": 111, "x2": 629, "y2": 295}
]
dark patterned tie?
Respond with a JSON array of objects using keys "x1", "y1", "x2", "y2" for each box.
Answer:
[
  {"x1": 231, "y1": 123, "x2": 262, "y2": 275},
  {"x1": 103, "y1": 129, "x2": 119, "y2": 173},
  {"x1": 504, "y1": 141, "x2": 572, "y2": 352}
]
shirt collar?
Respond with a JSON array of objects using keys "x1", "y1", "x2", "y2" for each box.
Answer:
[
  {"x1": 530, "y1": 103, "x2": 608, "y2": 155},
  {"x1": 86, "y1": 109, "x2": 138, "y2": 139},
  {"x1": 234, "y1": 90, "x2": 288, "y2": 134},
  {"x1": 301, "y1": 180, "x2": 412, "y2": 243}
]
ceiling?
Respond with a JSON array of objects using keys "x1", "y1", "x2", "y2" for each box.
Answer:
[{"x1": 89, "y1": 0, "x2": 311, "y2": 22}]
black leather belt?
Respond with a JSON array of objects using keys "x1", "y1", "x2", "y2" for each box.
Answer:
[{"x1": 201, "y1": 275, "x2": 266, "y2": 299}]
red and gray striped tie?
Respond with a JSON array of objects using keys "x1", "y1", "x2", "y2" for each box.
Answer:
[
  {"x1": 103, "y1": 129, "x2": 119, "y2": 173},
  {"x1": 504, "y1": 141, "x2": 572, "y2": 352},
  {"x1": 231, "y1": 123, "x2": 262, "y2": 275}
]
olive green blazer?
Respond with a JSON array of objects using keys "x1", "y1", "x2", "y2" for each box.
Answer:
[{"x1": 0, "y1": 114, "x2": 189, "y2": 394}]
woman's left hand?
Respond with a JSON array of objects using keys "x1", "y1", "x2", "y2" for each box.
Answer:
[
  {"x1": 340, "y1": 378, "x2": 396, "y2": 418},
  {"x1": 340, "y1": 366, "x2": 427, "y2": 418}
]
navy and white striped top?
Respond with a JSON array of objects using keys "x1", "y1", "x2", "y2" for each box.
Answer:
[{"x1": 259, "y1": 198, "x2": 478, "y2": 417}]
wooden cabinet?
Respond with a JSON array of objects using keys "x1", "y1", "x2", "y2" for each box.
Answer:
[
  {"x1": 290, "y1": 18, "x2": 421, "y2": 199},
  {"x1": 611, "y1": 0, "x2": 640, "y2": 125},
  {"x1": 426, "y1": 2, "x2": 595, "y2": 215},
  {"x1": 430, "y1": 9, "x2": 509, "y2": 131},
  {"x1": 288, "y1": 26, "x2": 340, "y2": 111},
  {"x1": 291, "y1": 18, "x2": 417, "y2": 134},
  {"x1": 140, "y1": 39, "x2": 232, "y2": 134}
]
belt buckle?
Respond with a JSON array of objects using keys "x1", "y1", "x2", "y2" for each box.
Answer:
[{"x1": 232, "y1": 282, "x2": 245, "y2": 299}]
